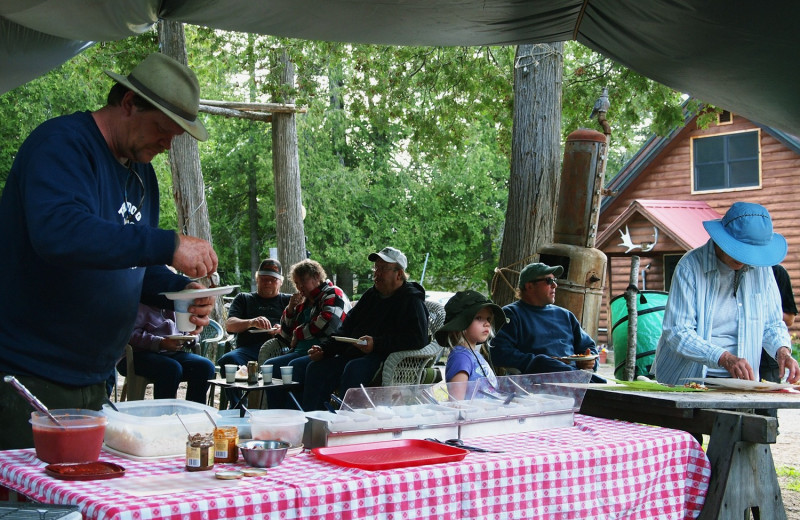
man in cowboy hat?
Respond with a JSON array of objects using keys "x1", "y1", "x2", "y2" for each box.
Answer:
[
  {"x1": 490, "y1": 262, "x2": 604, "y2": 382},
  {"x1": 653, "y1": 202, "x2": 800, "y2": 385},
  {"x1": 0, "y1": 53, "x2": 218, "y2": 448}
]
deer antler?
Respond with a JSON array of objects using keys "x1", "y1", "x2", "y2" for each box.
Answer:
[
  {"x1": 617, "y1": 226, "x2": 639, "y2": 254},
  {"x1": 641, "y1": 227, "x2": 659, "y2": 252}
]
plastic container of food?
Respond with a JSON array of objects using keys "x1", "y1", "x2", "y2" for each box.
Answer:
[
  {"x1": 249, "y1": 409, "x2": 307, "y2": 446},
  {"x1": 217, "y1": 409, "x2": 252, "y2": 438},
  {"x1": 30, "y1": 409, "x2": 107, "y2": 464},
  {"x1": 102, "y1": 399, "x2": 218, "y2": 458}
]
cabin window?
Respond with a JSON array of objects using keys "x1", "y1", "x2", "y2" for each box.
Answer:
[
  {"x1": 692, "y1": 130, "x2": 760, "y2": 192},
  {"x1": 717, "y1": 110, "x2": 733, "y2": 125}
]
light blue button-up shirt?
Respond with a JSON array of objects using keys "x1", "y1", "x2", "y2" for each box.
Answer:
[{"x1": 652, "y1": 239, "x2": 789, "y2": 385}]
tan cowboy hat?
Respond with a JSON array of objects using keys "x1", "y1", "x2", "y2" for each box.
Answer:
[{"x1": 105, "y1": 53, "x2": 208, "y2": 141}]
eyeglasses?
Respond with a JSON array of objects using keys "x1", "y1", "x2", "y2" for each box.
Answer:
[
  {"x1": 123, "y1": 165, "x2": 145, "y2": 224},
  {"x1": 372, "y1": 265, "x2": 398, "y2": 273},
  {"x1": 533, "y1": 277, "x2": 558, "y2": 286}
]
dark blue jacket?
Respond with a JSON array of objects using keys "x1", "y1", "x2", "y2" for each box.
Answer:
[{"x1": 0, "y1": 112, "x2": 188, "y2": 385}]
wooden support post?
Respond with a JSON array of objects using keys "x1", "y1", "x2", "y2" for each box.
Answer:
[
  {"x1": 699, "y1": 410, "x2": 785, "y2": 520},
  {"x1": 624, "y1": 255, "x2": 640, "y2": 380}
]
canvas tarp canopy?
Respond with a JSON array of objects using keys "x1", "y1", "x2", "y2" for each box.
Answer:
[{"x1": 2, "y1": 0, "x2": 799, "y2": 136}]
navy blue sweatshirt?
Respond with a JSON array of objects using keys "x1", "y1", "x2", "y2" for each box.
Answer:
[{"x1": 0, "y1": 111, "x2": 189, "y2": 385}]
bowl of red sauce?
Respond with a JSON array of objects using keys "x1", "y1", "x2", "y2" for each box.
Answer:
[{"x1": 30, "y1": 409, "x2": 107, "y2": 464}]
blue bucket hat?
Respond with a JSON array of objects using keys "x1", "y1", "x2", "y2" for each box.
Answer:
[{"x1": 703, "y1": 202, "x2": 786, "y2": 267}]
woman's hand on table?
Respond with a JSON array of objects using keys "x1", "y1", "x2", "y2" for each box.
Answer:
[
  {"x1": 718, "y1": 351, "x2": 755, "y2": 380},
  {"x1": 776, "y1": 346, "x2": 800, "y2": 383}
]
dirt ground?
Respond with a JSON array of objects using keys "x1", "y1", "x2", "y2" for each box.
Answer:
[
  {"x1": 130, "y1": 374, "x2": 800, "y2": 518},
  {"x1": 774, "y1": 408, "x2": 800, "y2": 519}
]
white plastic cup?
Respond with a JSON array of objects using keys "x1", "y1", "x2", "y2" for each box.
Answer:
[
  {"x1": 224, "y1": 364, "x2": 237, "y2": 383},
  {"x1": 261, "y1": 364, "x2": 273, "y2": 383},
  {"x1": 280, "y1": 366, "x2": 293, "y2": 384},
  {"x1": 174, "y1": 299, "x2": 193, "y2": 332}
]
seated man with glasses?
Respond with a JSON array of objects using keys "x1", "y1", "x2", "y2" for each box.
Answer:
[
  {"x1": 302, "y1": 246, "x2": 429, "y2": 410},
  {"x1": 219, "y1": 258, "x2": 291, "y2": 406},
  {"x1": 490, "y1": 262, "x2": 603, "y2": 382}
]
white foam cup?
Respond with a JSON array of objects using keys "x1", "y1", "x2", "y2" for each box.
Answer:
[
  {"x1": 174, "y1": 299, "x2": 193, "y2": 332},
  {"x1": 224, "y1": 364, "x2": 237, "y2": 383}
]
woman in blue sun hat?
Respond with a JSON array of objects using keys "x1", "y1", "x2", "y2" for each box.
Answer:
[{"x1": 653, "y1": 202, "x2": 800, "y2": 385}]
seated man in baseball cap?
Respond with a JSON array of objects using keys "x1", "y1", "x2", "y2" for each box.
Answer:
[
  {"x1": 490, "y1": 262, "x2": 605, "y2": 383},
  {"x1": 220, "y1": 258, "x2": 291, "y2": 406},
  {"x1": 301, "y1": 247, "x2": 429, "y2": 410}
]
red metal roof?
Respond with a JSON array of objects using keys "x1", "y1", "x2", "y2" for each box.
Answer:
[{"x1": 597, "y1": 199, "x2": 722, "y2": 252}]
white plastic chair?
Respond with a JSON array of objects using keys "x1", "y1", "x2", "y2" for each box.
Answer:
[{"x1": 381, "y1": 300, "x2": 447, "y2": 386}]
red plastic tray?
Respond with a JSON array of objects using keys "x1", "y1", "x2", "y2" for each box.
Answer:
[
  {"x1": 45, "y1": 461, "x2": 125, "y2": 481},
  {"x1": 311, "y1": 439, "x2": 468, "y2": 470}
]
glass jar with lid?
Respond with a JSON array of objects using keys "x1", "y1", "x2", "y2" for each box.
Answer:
[
  {"x1": 186, "y1": 432, "x2": 214, "y2": 471},
  {"x1": 214, "y1": 426, "x2": 239, "y2": 463}
]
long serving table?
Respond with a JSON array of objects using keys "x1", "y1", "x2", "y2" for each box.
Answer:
[
  {"x1": 0, "y1": 415, "x2": 709, "y2": 520},
  {"x1": 578, "y1": 387, "x2": 800, "y2": 520}
]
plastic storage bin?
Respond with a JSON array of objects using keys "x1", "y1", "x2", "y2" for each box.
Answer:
[
  {"x1": 249, "y1": 409, "x2": 307, "y2": 446},
  {"x1": 102, "y1": 399, "x2": 218, "y2": 458}
]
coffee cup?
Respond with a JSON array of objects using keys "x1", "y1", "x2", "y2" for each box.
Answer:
[
  {"x1": 280, "y1": 366, "x2": 293, "y2": 384},
  {"x1": 261, "y1": 364, "x2": 273, "y2": 383},
  {"x1": 224, "y1": 364, "x2": 237, "y2": 383},
  {"x1": 174, "y1": 299, "x2": 193, "y2": 332}
]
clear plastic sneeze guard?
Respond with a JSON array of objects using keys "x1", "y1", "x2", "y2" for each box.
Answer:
[{"x1": 301, "y1": 370, "x2": 591, "y2": 447}]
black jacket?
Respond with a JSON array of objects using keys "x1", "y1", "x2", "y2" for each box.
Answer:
[{"x1": 322, "y1": 281, "x2": 428, "y2": 360}]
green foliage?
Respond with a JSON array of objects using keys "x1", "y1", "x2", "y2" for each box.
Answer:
[
  {"x1": 561, "y1": 42, "x2": 686, "y2": 175},
  {"x1": 0, "y1": 33, "x2": 158, "y2": 187},
  {"x1": 0, "y1": 29, "x2": 690, "y2": 295}
]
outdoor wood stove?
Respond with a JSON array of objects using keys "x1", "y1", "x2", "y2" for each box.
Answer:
[{"x1": 539, "y1": 128, "x2": 608, "y2": 339}]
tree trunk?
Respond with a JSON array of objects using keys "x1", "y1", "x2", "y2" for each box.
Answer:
[
  {"x1": 493, "y1": 43, "x2": 563, "y2": 306},
  {"x1": 335, "y1": 266, "x2": 354, "y2": 299},
  {"x1": 246, "y1": 34, "x2": 260, "y2": 289},
  {"x1": 158, "y1": 21, "x2": 223, "y2": 319},
  {"x1": 272, "y1": 49, "x2": 306, "y2": 293}
]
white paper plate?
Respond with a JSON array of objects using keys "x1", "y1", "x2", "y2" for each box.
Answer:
[
  {"x1": 249, "y1": 328, "x2": 276, "y2": 334},
  {"x1": 161, "y1": 285, "x2": 238, "y2": 300},
  {"x1": 332, "y1": 336, "x2": 366, "y2": 345},
  {"x1": 685, "y1": 377, "x2": 794, "y2": 392},
  {"x1": 165, "y1": 335, "x2": 197, "y2": 341}
]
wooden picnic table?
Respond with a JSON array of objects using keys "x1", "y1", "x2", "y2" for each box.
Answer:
[{"x1": 576, "y1": 385, "x2": 800, "y2": 520}]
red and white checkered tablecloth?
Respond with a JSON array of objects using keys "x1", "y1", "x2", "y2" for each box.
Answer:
[{"x1": 0, "y1": 415, "x2": 710, "y2": 520}]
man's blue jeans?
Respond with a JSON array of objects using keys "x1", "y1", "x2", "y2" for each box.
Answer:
[{"x1": 302, "y1": 354, "x2": 383, "y2": 411}]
